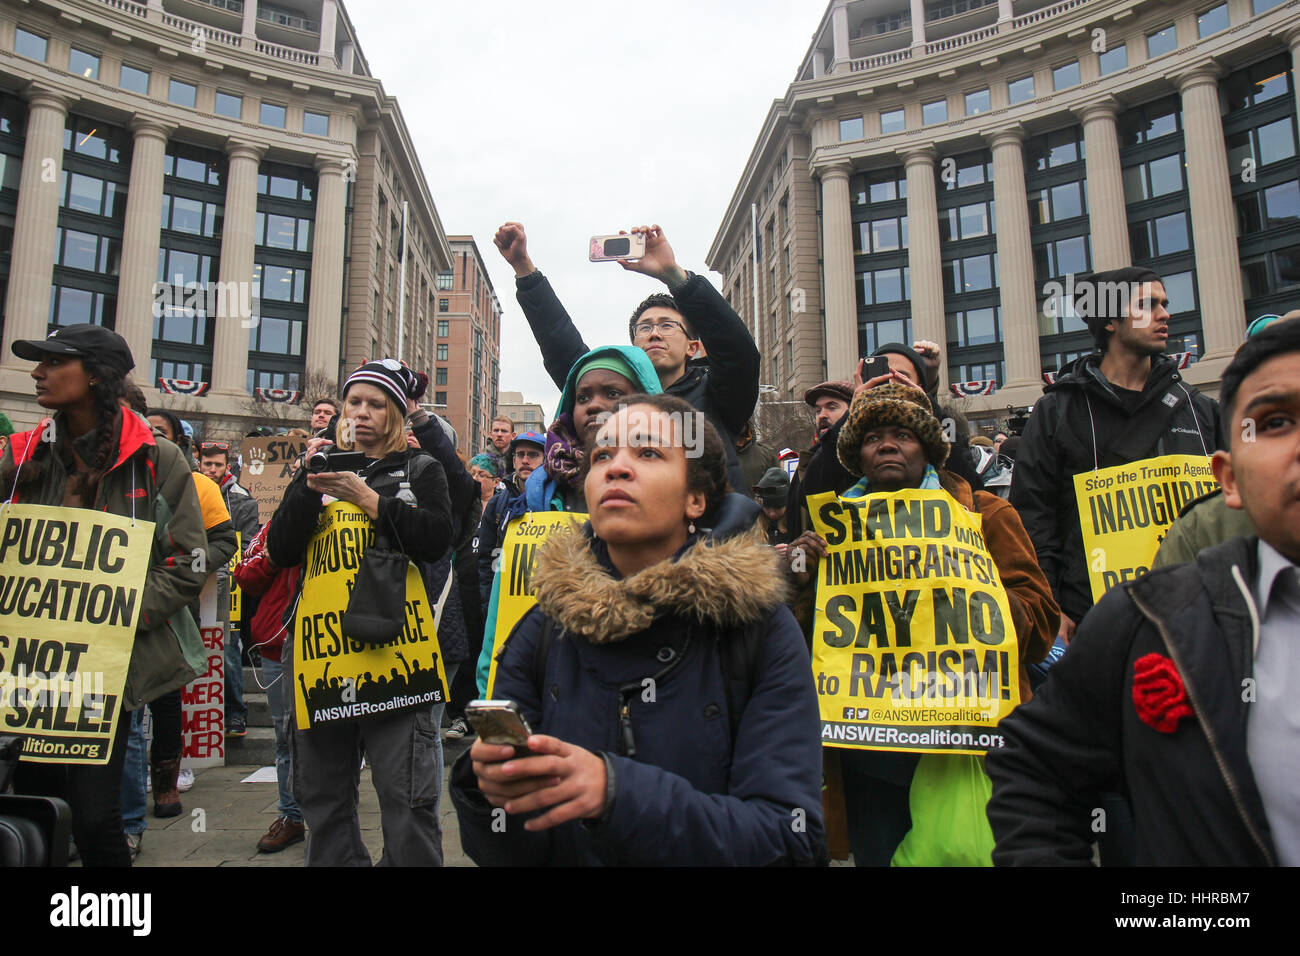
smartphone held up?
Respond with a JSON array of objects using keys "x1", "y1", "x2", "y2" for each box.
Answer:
[{"x1": 589, "y1": 233, "x2": 646, "y2": 262}]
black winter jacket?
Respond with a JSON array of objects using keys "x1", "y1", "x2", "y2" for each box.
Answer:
[
  {"x1": 515, "y1": 270, "x2": 760, "y2": 491},
  {"x1": 266, "y1": 448, "x2": 466, "y2": 663},
  {"x1": 1009, "y1": 353, "x2": 1221, "y2": 622},
  {"x1": 986, "y1": 536, "x2": 1277, "y2": 866},
  {"x1": 451, "y1": 509, "x2": 823, "y2": 866}
]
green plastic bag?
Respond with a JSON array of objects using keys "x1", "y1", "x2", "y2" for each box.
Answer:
[{"x1": 890, "y1": 753, "x2": 995, "y2": 867}]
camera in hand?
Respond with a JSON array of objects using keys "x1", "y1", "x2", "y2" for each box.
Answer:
[{"x1": 306, "y1": 448, "x2": 370, "y2": 474}]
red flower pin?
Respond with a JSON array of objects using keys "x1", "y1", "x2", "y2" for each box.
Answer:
[{"x1": 1132, "y1": 653, "x2": 1193, "y2": 733}]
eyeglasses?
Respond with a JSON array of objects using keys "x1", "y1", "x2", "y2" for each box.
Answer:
[
  {"x1": 633, "y1": 319, "x2": 687, "y2": 339},
  {"x1": 200, "y1": 441, "x2": 230, "y2": 452}
]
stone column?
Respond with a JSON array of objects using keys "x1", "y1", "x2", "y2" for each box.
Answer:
[
  {"x1": 989, "y1": 126, "x2": 1042, "y2": 389},
  {"x1": 1177, "y1": 65, "x2": 1246, "y2": 359},
  {"x1": 1288, "y1": 29, "x2": 1300, "y2": 140},
  {"x1": 1077, "y1": 97, "x2": 1131, "y2": 271},
  {"x1": 115, "y1": 117, "x2": 175, "y2": 381},
  {"x1": 819, "y1": 163, "x2": 857, "y2": 382},
  {"x1": 211, "y1": 140, "x2": 263, "y2": 397},
  {"x1": 910, "y1": 0, "x2": 927, "y2": 48},
  {"x1": 903, "y1": 147, "x2": 947, "y2": 391},
  {"x1": 319, "y1": 0, "x2": 337, "y2": 56},
  {"x1": 997, "y1": 0, "x2": 1014, "y2": 25},
  {"x1": 1, "y1": 88, "x2": 71, "y2": 374},
  {"x1": 242, "y1": 0, "x2": 257, "y2": 38},
  {"x1": 305, "y1": 156, "x2": 348, "y2": 386},
  {"x1": 832, "y1": 2, "x2": 850, "y2": 69}
]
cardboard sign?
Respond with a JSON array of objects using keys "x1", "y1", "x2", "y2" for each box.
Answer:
[{"x1": 240, "y1": 436, "x2": 309, "y2": 524}]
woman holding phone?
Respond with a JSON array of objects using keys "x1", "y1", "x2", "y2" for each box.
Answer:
[
  {"x1": 452, "y1": 394, "x2": 824, "y2": 865},
  {"x1": 267, "y1": 359, "x2": 455, "y2": 866}
]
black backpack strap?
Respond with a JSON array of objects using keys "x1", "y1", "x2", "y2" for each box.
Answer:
[
  {"x1": 530, "y1": 615, "x2": 557, "y2": 696},
  {"x1": 718, "y1": 616, "x2": 767, "y2": 746}
]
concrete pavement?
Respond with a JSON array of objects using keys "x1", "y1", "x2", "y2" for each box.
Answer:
[{"x1": 129, "y1": 737, "x2": 474, "y2": 867}]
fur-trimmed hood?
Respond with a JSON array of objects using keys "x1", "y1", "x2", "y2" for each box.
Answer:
[{"x1": 530, "y1": 522, "x2": 790, "y2": 644}]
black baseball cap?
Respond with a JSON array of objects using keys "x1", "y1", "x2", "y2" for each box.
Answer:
[{"x1": 12, "y1": 324, "x2": 135, "y2": 376}]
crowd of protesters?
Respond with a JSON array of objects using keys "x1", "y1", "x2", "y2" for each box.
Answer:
[{"x1": 2, "y1": 222, "x2": 1296, "y2": 869}]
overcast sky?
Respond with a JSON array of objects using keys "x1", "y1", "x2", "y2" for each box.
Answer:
[{"x1": 345, "y1": 0, "x2": 819, "y2": 418}]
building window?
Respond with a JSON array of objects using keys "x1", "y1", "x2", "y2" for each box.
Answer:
[
  {"x1": 1253, "y1": 0, "x2": 1284, "y2": 11},
  {"x1": 1098, "y1": 43, "x2": 1127, "y2": 76},
  {"x1": 1028, "y1": 181, "x2": 1088, "y2": 224},
  {"x1": 437, "y1": 344, "x2": 448, "y2": 361},
  {"x1": 253, "y1": 263, "x2": 308, "y2": 303},
  {"x1": 860, "y1": 318, "x2": 913, "y2": 355},
  {"x1": 965, "y1": 89, "x2": 991, "y2": 116},
  {"x1": 1146, "y1": 25, "x2": 1177, "y2": 58},
  {"x1": 839, "y1": 117, "x2": 864, "y2": 141},
  {"x1": 940, "y1": 150, "x2": 993, "y2": 191},
  {"x1": 944, "y1": 254, "x2": 997, "y2": 295},
  {"x1": 1052, "y1": 61, "x2": 1080, "y2": 91},
  {"x1": 69, "y1": 48, "x2": 100, "y2": 81},
  {"x1": 168, "y1": 79, "x2": 197, "y2": 108},
  {"x1": 436, "y1": 270, "x2": 454, "y2": 290},
  {"x1": 1008, "y1": 75, "x2": 1034, "y2": 105},
  {"x1": 254, "y1": 211, "x2": 312, "y2": 251},
  {"x1": 857, "y1": 267, "x2": 910, "y2": 306},
  {"x1": 856, "y1": 215, "x2": 908, "y2": 253},
  {"x1": 1026, "y1": 126, "x2": 1086, "y2": 170},
  {"x1": 1129, "y1": 212, "x2": 1191, "y2": 259},
  {"x1": 260, "y1": 102, "x2": 287, "y2": 128},
  {"x1": 437, "y1": 319, "x2": 449, "y2": 336},
  {"x1": 246, "y1": 316, "x2": 304, "y2": 356},
  {"x1": 1197, "y1": 3, "x2": 1229, "y2": 38},
  {"x1": 120, "y1": 64, "x2": 150, "y2": 95},
  {"x1": 940, "y1": 202, "x2": 995, "y2": 241},
  {"x1": 880, "y1": 108, "x2": 905, "y2": 135},
  {"x1": 1123, "y1": 153, "x2": 1185, "y2": 203},
  {"x1": 857, "y1": 167, "x2": 908, "y2": 204},
  {"x1": 434, "y1": 390, "x2": 447, "y2": 405},
  {"x1": 14, "y1": 28, "x2": 47, "y2": 62},
  {"x1": 922, "y1": 99, "x2": 948, "y2": 125},
  {"x1": 64, "y1": 116, "x2": 127, "y2": 163},
  {"x1": 257, "y1": 162, "x2": 315, "y2": 201},
  {"x1": 214, "y1": 91, "x2": 242, "y2": 119},
  {"x1": 304, "y1": 111, "x2": 329, "y2": 136},
  {"x1": 946, "y1": 307, "x2": 1001, "y2": 348},
  {"x1": 435, "y1": 368, "x2": 447, "y2": 386},
  {"x1": 438, "y1": 298, "x2": 449, "y2": 313}
]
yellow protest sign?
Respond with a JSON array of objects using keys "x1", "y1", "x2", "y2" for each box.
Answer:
[
  {"x1": 807, "y1": 488, "x2": 1019, "y2": 755},
  {"x1": 227, "y1": 531, "x2": 241, "y2": 626},
  {"x1": 1074, "y1": 454, "x2": 1217, "y2": 602},
  {"x1": 0, "y1": 505, "x2": 153, "y2": 765},
  {"x1": 486, "y1": 512, "x2": 587, "y2": 696},
  {"x1": 293, "y1": 502, "x2": 447, "y2": 729}
]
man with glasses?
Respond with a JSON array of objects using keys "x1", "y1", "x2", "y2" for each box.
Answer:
[
  {"x1": 199, "y1": 439, "x2": 261, "y2": 738},
  {"x1": 494, "y1": 222, "x2": 759, "y2": 490}
]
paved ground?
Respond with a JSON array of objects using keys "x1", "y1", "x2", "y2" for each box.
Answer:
[{"x1": 129, "y1": 737, "x2": 474, "y2": 867}]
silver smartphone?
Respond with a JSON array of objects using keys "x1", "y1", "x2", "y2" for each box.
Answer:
[
  {"x1": 589, "y1": 233, "x2": 646, "y2": 262},
  {"x1": 465, "y1": 699, "x2": 534, "y2": 749}
]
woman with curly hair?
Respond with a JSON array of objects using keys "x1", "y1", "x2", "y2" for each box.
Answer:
[
  {"x1": 453, "y1": 394, "x2": 824, "y2": 865},
  {"x1": 1, "y1": 325, "x2": 208, "y2": 866}
]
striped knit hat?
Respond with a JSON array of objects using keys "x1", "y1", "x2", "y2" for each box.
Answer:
[{"x1": 343, "y1": 359, "x2": 426, "y2": 410}]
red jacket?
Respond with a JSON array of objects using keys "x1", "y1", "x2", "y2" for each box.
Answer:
[{"x1": 233, "y1": 521, "x2": 299, "y2": 662}]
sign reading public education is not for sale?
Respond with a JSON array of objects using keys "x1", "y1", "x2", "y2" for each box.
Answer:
[{"x1": 0, "y1": 504, "x2": 152, "y2": 765}]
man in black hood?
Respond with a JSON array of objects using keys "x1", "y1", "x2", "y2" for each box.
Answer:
[{"x1": 1010, "y1": 266, "x2": 1222, "y2": 643}]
